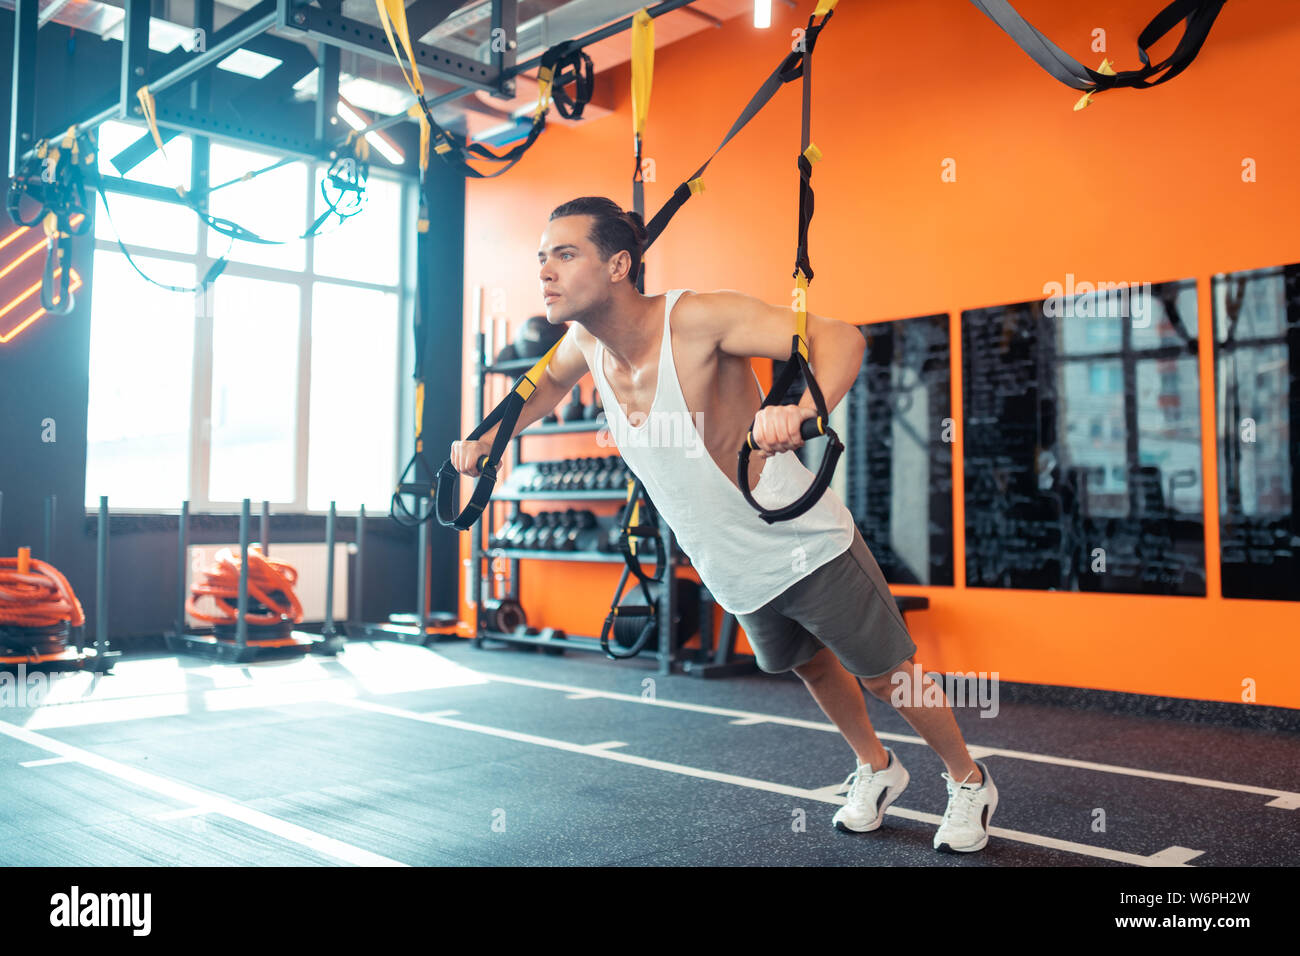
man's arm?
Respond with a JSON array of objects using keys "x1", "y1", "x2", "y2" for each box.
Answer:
[
  {"x1": 451, "y1": 326, "x2": 590, "y2": 477},
  {"x1": 480, "y1": 325, "x2": 591, "y2": 445},
  {"x1": 685, "y1": 289, "x2": 866, "y2": 415}
]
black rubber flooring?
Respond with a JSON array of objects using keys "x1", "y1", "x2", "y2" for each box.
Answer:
[{"x1": 1, "y1": 638, "x2": 1296, "y2": 867}]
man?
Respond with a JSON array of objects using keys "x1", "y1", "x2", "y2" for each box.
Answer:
[{"x1": 452, "y1": 196, "x2": 997, "y2": 853}]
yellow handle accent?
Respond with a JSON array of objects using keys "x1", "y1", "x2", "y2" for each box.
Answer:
[
  {"x1": 803, "y1": 143, "x2": 823, "y2": 164},
  {"x1": 814, "y1": 0, "x2": 838, "y2": 14},
  {"x1": 1073, "y1": 90, "x2": 1095, "y2": 111},
  {"x1": 687, "y1": 177, "x2": 705, "y2": 195},
  {"x1": 1097, "y1": 58, "x2": 1117, "y2": 76}
]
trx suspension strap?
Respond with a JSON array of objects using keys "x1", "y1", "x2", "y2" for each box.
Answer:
[
  {"x1": 631, "y1": 7, "x2": 654, "y2": 293},
  {"x1": 440, "y1": 0, "x2": 842, "y2": 532},
  {"x1": 6, "y1": 127, "x2": 93, "y2": 316},
  {"x1": 969, "y1": 0, "x2": 1228, "y2": 110},
  {"x1": 372, "y1": 0, "x2": 591, "y2": 180},
  {"x1": 599, "y1": 479, "x2": 667, "y2": 660},
  {"x1": 735, "y1": 0, "x2": 843, "y2": 524},
  {"x1": 434, "y1": 337, "x2": 566, "y2": 530}
]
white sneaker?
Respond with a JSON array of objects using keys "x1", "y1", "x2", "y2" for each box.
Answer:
[
  {"x1": 832, "y1": 747, "x2": 910, "y2": 833},
  {"x1": 934, "y1": 759, "x2": 997, "y2": 853}
]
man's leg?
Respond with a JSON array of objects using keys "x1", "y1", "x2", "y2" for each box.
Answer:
[
  {"x1": 792, "y1": 647, "x2": 891, "y2": 769},
  {"x1": 859, "y1": 656, "x2": 981, "y2": 785},
  {"x1": 794, "y1": 648, "x2": 981, "y2": 784}
]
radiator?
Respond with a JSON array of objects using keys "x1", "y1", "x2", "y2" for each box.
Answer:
[{"x1": 186, "y1": 542, "x2": 350, "y2": 628}]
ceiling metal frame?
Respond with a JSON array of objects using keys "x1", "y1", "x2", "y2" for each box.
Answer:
[{"x1": 11, "y1": 0, "x2": 702, "y2": 183}]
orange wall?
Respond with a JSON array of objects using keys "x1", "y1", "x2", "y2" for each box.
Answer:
[{"x1": 458, "y1": 0, "x2": 1300, "y2": 708}]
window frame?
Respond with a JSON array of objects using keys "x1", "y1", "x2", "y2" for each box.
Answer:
[{"x1": 86, "y1": 124, "x2": 412, "y2": 516}]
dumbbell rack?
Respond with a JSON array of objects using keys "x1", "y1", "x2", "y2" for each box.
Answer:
[{"x1": 471, "y1": 332, "x2": 699, "y2": 677}]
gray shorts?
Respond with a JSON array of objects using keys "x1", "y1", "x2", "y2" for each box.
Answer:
[{"x1": 735, "y1": 527, "x2": 918, "y2": 679}]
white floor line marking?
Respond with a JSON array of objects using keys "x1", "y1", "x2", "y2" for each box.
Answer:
[
  {"x1": 335, "y1": 697, "x2": 1187, "y2": 867},
  {"x1": 468, "y1": 671, "x2": 1300, "y2": 806},
  {"x1": 0, "y1": 719, "x2": 407, "y2": 867},
  {"x1": 589, "y1": 741, "x2": 628, "y2": 750},
  {"x1": 1147, "y1": 846, "x2": 1206, "y2": 865},
  {"x1": 19, "y1": 757, "x2": 73, "y2": 768},
  {"x1": 808, "y1": 783, "x2": 849, "y2": 799},
  {"x1": 729, "y1": 717, "x2": 769, "y2": 726},
  {"x1": 566, "y1": 693, "x2": 602, "y2": 700},
  {"x1": 154, "y1": 807, "x2": 213, "y2": 821},
  {"x1": 422, "y1": 710, "x2": 461, "y2": 718}
]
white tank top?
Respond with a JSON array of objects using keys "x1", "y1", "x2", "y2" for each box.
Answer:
[{"x1": 588, "y1": 289, "x2": 856, "y2": 614}]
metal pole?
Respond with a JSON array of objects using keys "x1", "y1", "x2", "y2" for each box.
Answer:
[
  {"x1": 96, "y1": 496, "x2": 109, "y2": 654},
  {"x1": 0, "y1": 490, "x2": 5, "y2": 553},
  {"x1": 353, "y1": 504, "x2": 365, "y2": 624},
  {"x1": 43, "y1": 494, "x2": 55, "y2": 563},
  {"x1": 177, "y1": 500, "x2": 190, "y2": 635},
  {"x1": 237, "y1": 498, "x2": 250, "y2": 648},
  {"x1": 260, "y1": 500, "x2": 270, "y2": 556},
  {"x1": 417, "y1": 499, "x2": 428, "y2": 629},
  {"x1": 324, "y1": 501, "x2": 337, "y2": 638},
  {"x1": 8, "y1": 0, "x2": 37, "y2": 179}
]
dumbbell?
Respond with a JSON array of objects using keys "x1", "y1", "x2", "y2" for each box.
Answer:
[
  {"x1": 520, "y1": 513, "x2": 549, "y2": 549},
  {"x1": 501, "y1": 512, "x2": 534, "y2": 549},
  {"x1": 599, "y1": 456, "x2": 622, "y2": 490},
  {"x1": 554, "y1": 510, "x2": 579, "y2": 551}
]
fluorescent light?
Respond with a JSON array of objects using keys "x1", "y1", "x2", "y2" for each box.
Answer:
[
  {"x1": 338, "y1": 76, "x2": 416, "y2": 117},
  {"x1": 335, "y1": 101, "x2": 405, "y2": 166},
  {"x1": 216, "y1": 49, "x2": 282, "y2": 80},
  {"x1": 754, "y1": 0, "x2": 772, "y2": 29}
]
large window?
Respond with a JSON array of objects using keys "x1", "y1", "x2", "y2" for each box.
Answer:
[{"x1": 85, "y1": 120, "x2": 411, "y2": 513}]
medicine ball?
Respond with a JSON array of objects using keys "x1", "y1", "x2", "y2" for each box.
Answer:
[{"x1": 514, "y1": 315, "x2": 567, "y2": 358}]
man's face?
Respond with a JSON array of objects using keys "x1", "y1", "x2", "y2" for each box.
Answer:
[{"x1": 537, "y1": 215, "x2": 620, "y2": 324}]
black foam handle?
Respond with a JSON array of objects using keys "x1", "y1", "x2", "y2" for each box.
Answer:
[{"x1": 745, "y1": 414, "x2": 826, "y2": 452}]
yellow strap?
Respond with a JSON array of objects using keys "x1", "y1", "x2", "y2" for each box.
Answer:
[
  {"x1": 418, "y1": 115, "x2": 429, "y2": 175},
  {"x1": 345, "y1": 129, "x2": 371, "y2": 162},
  {"x1": 814, "y1": 0, "x2": 838, "y2": 14},
  {"x1": 631, "y1": 9, "x2": 655, "y2": 138},
  {"x1": 372, "y1": 0, "x2": 425, "y2": 101},
  {"x1": 803, "y1": 143, "x2": 823, "y2": 164},
  {"x1": 136, "y1": 87, "x2": 188, "y2": 198},
  {"x1": 533, "y1": 65, "x2": 555, "y2": 121},
  {"x1": 415, "y1": 381, "x2": 425, "y2": 452},
  {"x1": 61, "y1": 125, "x2": 78, "y2": 162},
  {"x1": 514, "y1": 335, "x2": 565, "y2": 401},
  {"x1": 1073, "y1": 90, "x2": 1095, "y2": 111},
  {"x1": 1097, "y1": 58, "x2": 1117, "y2": 76},
  {"x1": 687, "y1": 177, "x2": 705, "y2": 195},
  {"x1": 794, "y1": 271, "x2": 809, "y2": 360},
  {"x1": 42, "y1": 210, "x2": 59, "y2": 239}
]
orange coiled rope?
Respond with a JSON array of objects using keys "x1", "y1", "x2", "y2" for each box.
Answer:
[
  {"x1": 186, "y1": 546, "x2": 304, "y2": 626},
  {"x1": 0, "y1": 550, "x2": 86, "y2": 629}
]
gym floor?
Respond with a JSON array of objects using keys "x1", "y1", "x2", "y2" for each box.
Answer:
[{"x1": 1, "y1": 639, "x2": 1296, "y2": 867}]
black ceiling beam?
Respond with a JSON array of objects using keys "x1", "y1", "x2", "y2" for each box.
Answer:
[{"x1": 406, "y1": 0, "x2": 474, "y2": 44}]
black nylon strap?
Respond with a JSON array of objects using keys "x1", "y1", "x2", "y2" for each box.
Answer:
[{"x1": 970, "y1": 0, "x2": 1227, "y2": 95}]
